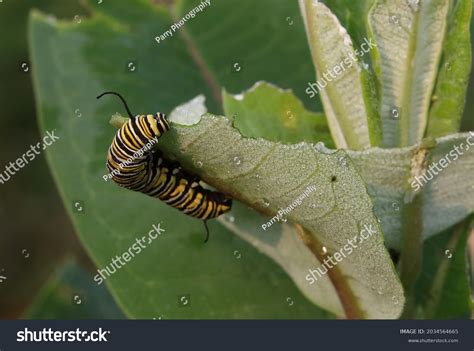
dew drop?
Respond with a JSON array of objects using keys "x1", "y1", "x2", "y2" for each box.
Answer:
[
  {"x1": 391, "y1": 107, "x2": 400, "y2": 119},
  {"x1": 444, "y1": 249, "x2": 453, "y2": 259},
  {"x1": 321, "y1": 246, "x2": 328, "y2": 254},
  {"x1": 233, "y1": 156, "x2": 241, "y2": 165},
  {"x1": 390, "y1": 14, "x2": 400, "y2": 25},
  {"x1": 194, "y1": 160, "x2": 203, "y2": 168},
  {"x1": 262, "y1": 198, "x2": 270, "y2": 207},
  {"x1": 281, "y1": 218, "x2": 288, "y2": 223}
]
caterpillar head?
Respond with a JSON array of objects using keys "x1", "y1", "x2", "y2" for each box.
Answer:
[
  {"x1": 134, "y1": 113, "x2": 170, "y2": 140},
  {"x1": 97, "y1": 92, "x2": 170, "y2": 140},
  {"x1": 212, "y1": 192, "x2": 233, "y2": 214},
  {"x1": 152, "y1": 112, "x2": 170, "y2": 135},
  {"x1": 220, "y1": 197, "x2": 232, "y2": 213}
]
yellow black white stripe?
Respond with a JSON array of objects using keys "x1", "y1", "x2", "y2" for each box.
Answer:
[{"x1": 97, "y1": 92, "x2": 232, "y2": 241}]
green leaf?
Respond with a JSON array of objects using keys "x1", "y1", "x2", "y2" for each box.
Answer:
[
  {"x1": 426, "y1": 0, "x2": 473, "y2": 137},
  {"x1": 414, "y1": 216, "x2": 473, "y2": 319},
  {"x1": 320, "y1": 0, "x2": 383, "y2": 147},
  {"x1": 217, "y1": 202, "x2": 338, "y2": 319},
  {"x1": 299, "y1": 0, "x2": 375, "y2": 150},
  {"x1": 222, "y1": 82, "x2": 334, "y2": 147},
  {"x1": 348, "y1": 132, "x2": 474, "y2": 249},
  {"x1": 111, "y1": 93, "x2": 405, "y2": 318},
  {"x1": 29, "y1": 0, "x2": 334, "y2": 318},
  {"x1": 368, "y1": 0, "x2": 450, "y2": 147},
  {"x1": 320, "y1": 0, "x2": 376, "y2": 49},
  {"x1": 174, "y1": 0, "x2": 322, "y2": 111},
  {"x1": 26, "y1": 260, "x2": 124, "y2": 319},
  {"x1": 146, "y1": 98, "x2": 404, "y2": 319}
]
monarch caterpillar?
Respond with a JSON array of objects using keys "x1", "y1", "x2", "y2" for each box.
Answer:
[{"x1": 97, "y1": 91, "x2": 232, "y2": 242}]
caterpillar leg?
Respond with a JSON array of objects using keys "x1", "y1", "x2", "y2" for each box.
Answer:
[{"x1": 203, "y1": 220, "x2": 210, "y2": 243}]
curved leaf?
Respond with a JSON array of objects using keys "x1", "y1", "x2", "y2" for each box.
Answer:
[
  {"x1": 139, "y1": 99, "x2": 404, "y2": 319},
  {"x1": 349, "y1": 133, "x2": 474, "y2": 249},
  {"x1": 223, "y1": 81, "x2": 334, "y2": 147},
  {"x1": 368, "y1": 0, "x2": 449, "y2": 147},
  {"x1": 426, "y1": 0, "x2": 473, "y2": 137},
  {"x1": 299, "y1": 0, "x2": 375, "y2": 150}
]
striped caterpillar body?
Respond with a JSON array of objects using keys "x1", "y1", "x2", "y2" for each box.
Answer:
[{"x1": 98, "y1": 92, "x2": 232, "y2": 242}]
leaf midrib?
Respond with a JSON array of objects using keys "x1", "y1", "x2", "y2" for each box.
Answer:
[{"x1": 400, "y1": 9, "x2": 420, "y2": 147}]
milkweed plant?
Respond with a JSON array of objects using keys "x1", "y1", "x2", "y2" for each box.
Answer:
[{"x1": 29, "y1": 0, "x2": 473, "y2": 319}]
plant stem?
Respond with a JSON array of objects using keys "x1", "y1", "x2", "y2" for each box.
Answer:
[
  {"x1": 399, "y1": 192, "x2": 424, "y2": 318},
  {"x1": 295, "y1": 224, "x2": 366, "y2": 319},
  {"x1": 424, "y1": 218, "x2": 471, "y2": 318}
]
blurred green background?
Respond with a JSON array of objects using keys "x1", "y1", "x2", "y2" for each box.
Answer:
[
  {"x1": 0, "y1": 0, "x2": 120, "y2": 319},
  {"x1": 0, "y1": 0, "x2": 472, "y2": 319}
]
